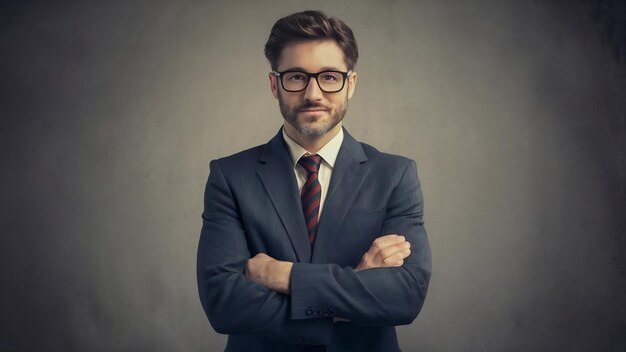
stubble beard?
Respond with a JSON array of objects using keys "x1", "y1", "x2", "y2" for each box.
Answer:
[{"x1": 279, "y1": 94, "x2": 348, "y2": 137}]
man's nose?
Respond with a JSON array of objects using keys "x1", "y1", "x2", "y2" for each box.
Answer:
[{"x1": 303, "y1": 77, "x2": 323, "y2": 101}]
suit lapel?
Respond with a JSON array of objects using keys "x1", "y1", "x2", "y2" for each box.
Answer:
[
  {"x1": 312, "y1": 129, "x2": 370, "y2": 263},
  {"x1": 256, "y1": 129, "x2": 311, "y2": 262}
]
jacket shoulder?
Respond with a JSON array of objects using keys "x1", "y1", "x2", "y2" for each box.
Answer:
[
  {"x1": 210, "y1": 144, "x2": 264, "y2": 172},
  {"x1": 359, "y1": 142, "x2": 416, "y2": 169}
]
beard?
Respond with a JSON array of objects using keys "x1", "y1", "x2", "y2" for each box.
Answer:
[{"x1": 279, "y1": 94, "x2": 348, "y2": 137}]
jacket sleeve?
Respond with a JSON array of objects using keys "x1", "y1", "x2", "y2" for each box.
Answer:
[
  {"x1": 289, "y1": 159, "x2": 432, "y2": 326},
  {"x1": 197, "y1": 160, "x2": 333, "y2": 345}
]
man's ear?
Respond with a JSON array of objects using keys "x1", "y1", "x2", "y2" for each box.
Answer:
[
  {"x1": 269, "y1": 73, "x2": 279, "y2": 99},
  {"x1": 347, "y1": 71, "x2": 357, "y2": 100}
]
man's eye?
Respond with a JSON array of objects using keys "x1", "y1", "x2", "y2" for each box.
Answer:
[
  {"x1": 287, "y1": 74, "x2": 306, "y2": 81},
  {"x1": 321, "y1": 74, "x2": 338, "y2": 81}
]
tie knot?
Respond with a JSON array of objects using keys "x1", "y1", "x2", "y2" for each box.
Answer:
[{"x1": 298, "y1": 154, "x2": 322, "y2": 175}]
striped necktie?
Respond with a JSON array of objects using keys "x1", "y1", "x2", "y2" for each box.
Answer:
[{"x1": 298, "y1": 154, "x2": 322, "y2": 247}]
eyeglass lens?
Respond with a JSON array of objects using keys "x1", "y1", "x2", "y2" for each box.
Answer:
[{"x1": 282, "y1": 71, "x2": 345, "y2": 92}]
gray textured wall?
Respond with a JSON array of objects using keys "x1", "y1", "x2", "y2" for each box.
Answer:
[{"x1": 1, "y1": 1, "x2": 625, "y2": 351}]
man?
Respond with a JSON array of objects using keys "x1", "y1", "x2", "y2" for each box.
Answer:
[{"x1": 197, "y1": 10, "x2": 431, "y2": 352}]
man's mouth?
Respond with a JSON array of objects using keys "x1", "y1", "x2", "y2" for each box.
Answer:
[{"x1": 299, "y1": 106, "x2": 328, "y2": 113}]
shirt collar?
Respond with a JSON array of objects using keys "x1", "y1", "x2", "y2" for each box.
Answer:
[{"x1": 282, "y1": 126, "x2": 344, "y2": 168}]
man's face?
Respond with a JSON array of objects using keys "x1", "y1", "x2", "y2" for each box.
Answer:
[{"x1": 269, "y1": 40, "x2": 357, "y2": 138}]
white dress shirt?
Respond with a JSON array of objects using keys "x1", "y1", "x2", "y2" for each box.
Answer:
[{"x1": 282, "y1": 126, "x2": 344, "y2": 219}]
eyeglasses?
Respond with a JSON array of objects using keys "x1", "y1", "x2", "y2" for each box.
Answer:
[{"x1": 272, "y1": 70, "x2": 352, "y2": 93}]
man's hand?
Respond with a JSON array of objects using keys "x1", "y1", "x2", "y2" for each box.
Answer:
[
  {"x1": 245, "y1": 253, "x2": 293, "y2": 294},
  {"x1": 355, "y1": 234, "x2": 411, "y2": 272}
]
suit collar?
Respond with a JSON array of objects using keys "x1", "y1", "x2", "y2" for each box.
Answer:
[{"x1": 256, "y1": 129, "x2": 311, "y2": 262}]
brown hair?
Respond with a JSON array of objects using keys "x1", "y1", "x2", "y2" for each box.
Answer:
[{"x1": 264, "y1": 10, "x2": 359, "y2": 71}]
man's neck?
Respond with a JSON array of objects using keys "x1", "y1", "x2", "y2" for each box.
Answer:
[{"x1": 283, "y1": 123, "x2": 342, "y2": 154}]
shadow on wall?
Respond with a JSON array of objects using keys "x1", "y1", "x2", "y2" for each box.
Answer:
[
  {"x1": 588, "y1": 0, "x2": 626, "y2": 66},
  {"x1": 587, "y1": 0, "x2": 626, "y2": 277}
]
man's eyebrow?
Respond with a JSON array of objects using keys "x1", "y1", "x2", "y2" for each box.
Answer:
[{"x1": 281, "y1": 66, "x2": 347, "y2": 72}]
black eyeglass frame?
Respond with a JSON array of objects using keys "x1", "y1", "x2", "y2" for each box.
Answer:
[{"x1": 271, "y1": 70, "x2": 353, "y2": 93}]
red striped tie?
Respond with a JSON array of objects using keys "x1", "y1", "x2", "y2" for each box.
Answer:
[
  {"x1": 298, "y1": 155, "x2": 322, "y2": 247},
  {"x1": 299, "y1": 155, "x2": 328, "y2": 352}
]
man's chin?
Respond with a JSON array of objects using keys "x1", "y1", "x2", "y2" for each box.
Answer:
[
  {"x1": 296, "y1": 119, "x2": 342, "y2": 137},
  {"x1": 293, "y1": 122, "x2": 329, "y2": 137}
]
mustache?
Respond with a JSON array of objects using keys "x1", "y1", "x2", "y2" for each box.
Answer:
[{"x1": 297, "y1": 102, "x2": 330, "y2": 111}]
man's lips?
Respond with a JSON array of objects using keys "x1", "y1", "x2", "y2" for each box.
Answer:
[{"x1": 299, "y1": 107, "x2": 328, "y2": 112}]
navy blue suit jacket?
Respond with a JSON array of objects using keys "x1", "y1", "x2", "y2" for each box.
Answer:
[{"x1": 197, "y1": 128, "x2": 431, "y2": 352}]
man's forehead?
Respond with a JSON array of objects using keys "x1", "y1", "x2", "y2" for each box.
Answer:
[{"x1": 277, "y1": 39, "x2": 348, "y2": 71}]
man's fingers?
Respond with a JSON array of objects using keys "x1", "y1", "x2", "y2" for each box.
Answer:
[
  {"x1": 251, "y1": 252, "x2": 270, "y2": 260},
  {"x1": 246, "y1": 253, "x2": 271, "y2": 276},
  {"x1": 357, "y1": 235, "x2": 411, "y2": 271},
  {"x1": 373, "y1": 234, "x2": 405, "y2": 246},
  {"x1": 369, "y1": 234, "x2": 406, "y2": 255},
  {"x1": 381, "y1": 248, "x2": 411, "y2": 264},
  {"x1": 377, "y1": 241, "x2": 411, "y2": 262}
]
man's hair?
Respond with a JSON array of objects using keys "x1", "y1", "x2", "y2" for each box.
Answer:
[{"x1": 264, "y1": 10, "x2": 359, "y2": 71}]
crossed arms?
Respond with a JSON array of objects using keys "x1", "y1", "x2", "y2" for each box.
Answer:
[
  {"x1": 245, "y1": 234, "x2": 413, "y2": 294},
  {"x1": 197, "y1": 159, "x2": 431, "y2": 345}
]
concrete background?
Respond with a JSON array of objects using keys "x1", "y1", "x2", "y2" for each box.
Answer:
[{"x1": 1, "y1": 1, "x2": 625, "y2": 351}]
